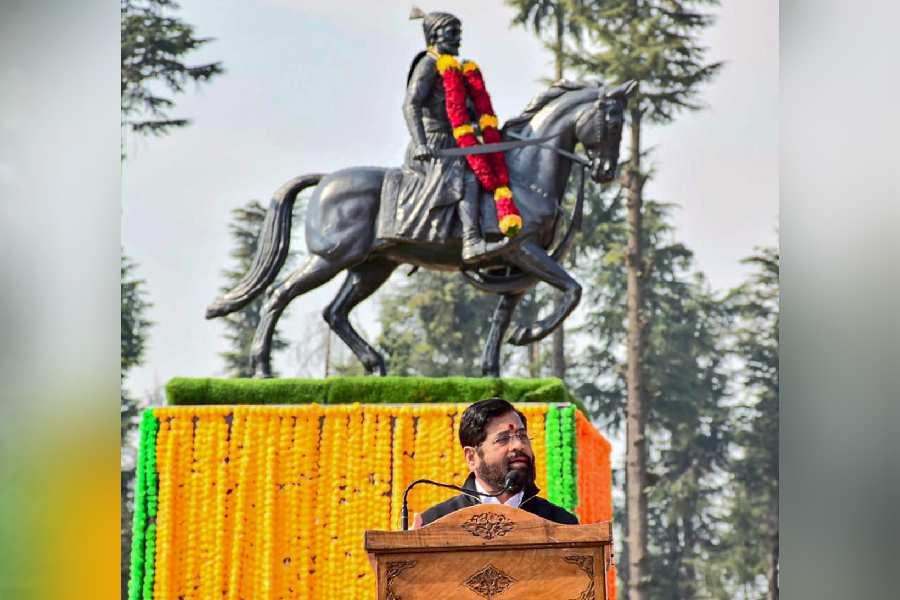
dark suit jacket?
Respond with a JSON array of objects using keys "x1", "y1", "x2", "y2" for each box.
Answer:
[{"x1": 419, "y1": 472, "x2": 579, "y2": 526}]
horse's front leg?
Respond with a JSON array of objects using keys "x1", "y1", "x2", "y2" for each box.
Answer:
[
  {"x1": 504, "y1": 241, "x2": 582, "y2": 346},
  {"x1": 481, "y1": 293, "x2": 523, "y2": 377}
]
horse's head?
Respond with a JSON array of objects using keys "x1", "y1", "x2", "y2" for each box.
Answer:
[{"x1": 575, "y1": 80, "x2": 637, "y2": 183}]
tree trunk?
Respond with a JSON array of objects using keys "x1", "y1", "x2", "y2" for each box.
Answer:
[
  {"x1": 551, "y1": 324, "x2": 566, "y2": 380},
  {"x1": 768, "y1": 534, "x2": 779, "y2": 599},
  {"x1": 549, "y1": 6, "x2": 567, "y2": 380},
  {"x1": 681, "y1": 501, "x2": 697, "y2": 598},
  {"x1": 625, "y1": 106, "x2": 648, "y2": 600},
  {"x1": 768, "y1": 512, "x2": 779, "y2": 599},
  {"x1": 554, "y1": 6, "x2": 564, "y2": 81},
  {"x1": 324, "y1": 329, "x2": 331, "y2": 378},
  {"x1": 528, "y1": 342, "x2": 541, "y2": 377}
]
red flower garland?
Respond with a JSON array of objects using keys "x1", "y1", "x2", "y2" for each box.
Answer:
[{"x1": 433, "y1": 51, "x2": 522, "y2": 237}]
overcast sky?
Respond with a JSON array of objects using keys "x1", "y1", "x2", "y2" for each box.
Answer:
[{"x1": 122, "y1": 0, "x2": 777, "y2": 399}]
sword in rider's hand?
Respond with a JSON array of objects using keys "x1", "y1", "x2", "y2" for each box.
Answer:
[
  {"x1": 435, "y1": 130, "x2": 591, "y2": 167},
  {"x1": 506, "y1": 131, "x2": 592, "y2": 167}
]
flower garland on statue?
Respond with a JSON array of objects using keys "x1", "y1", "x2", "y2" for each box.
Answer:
[{"x1": 431, "y1": 49, "x2": 523, "y2": 237}]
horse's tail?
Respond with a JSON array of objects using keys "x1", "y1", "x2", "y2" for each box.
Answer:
[{"x1": 205, "y1": 173, "x2": 324, "y2": 319}]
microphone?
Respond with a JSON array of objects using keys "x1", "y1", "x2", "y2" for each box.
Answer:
[
  {"x1": 503, "y1": 468, "x2": 525, "y2": 494},
  {"x1": 401, "y1": 469, "x2": 528, "y2": 530}
]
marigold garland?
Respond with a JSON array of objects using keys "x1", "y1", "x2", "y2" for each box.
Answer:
[
  {"x1": 152, "y1": 417, "x2": 173, "y2": 599},
  {"x1": 545, "y1": 405, "x2": 562, "y2": 506},
  {"x1": 128, "y1": 411, "x2": 158, "y2": 600},
  {"x1": 211, "y1": 413, "x2": 229, "y2": 598},
  {"x1": 517, "y1": 404, "x2": 548, "y2": 492},
  {"x1": 575, "y1": 410, "x2": 613, "y2": 524},
  {"x1": 432, "y1": 50, "x2": 523, "y2": 236},
  {"x1": 132, "y1": 403, "x2": 612, "y2": 599},
  {"x1": 545, "y1": 405, "x2": 579, "y2": 512},
  {"x1": 198, "y1": 414, "x2": 216, "y2": 599},
  {"x1": 560, "y1": 405, "x2": 578, "y2": 511}
]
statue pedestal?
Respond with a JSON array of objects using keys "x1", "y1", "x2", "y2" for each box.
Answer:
[{"x1": 126, "y1": 377, "x2": 616, "y2": 599}]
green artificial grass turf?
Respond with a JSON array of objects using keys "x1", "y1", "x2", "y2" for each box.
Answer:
[{"x1": 166, "y1": 376, "x2": 586, "y2": 413}]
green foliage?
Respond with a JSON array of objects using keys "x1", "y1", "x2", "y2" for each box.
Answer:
[
  {"x1": 165, "y1": 376, "x2": 584, "y2": 412},
  {"x1": 121, "y1": 0, "x2": 224, "y2": 141},
  {"x1": 572, "y1": 200, "x2": 734, "y2": 597},
  {"x1": 717, "y1": 246, "x2": 779, "y2": 596},
  {"x1": 571, "y1": 0, "x2": 723, "y2": 123},
  {"x1": 376, "y1": 271, "x2": 506, "y2": 377},
  {"x1": 122, "y1": 254, "x2": 154, "y2": 378},
  {"x1": 505, "y1": 0, "x2": 585, "y2": 79},
  {"x1": 218, "y1": 200, "x2": 296, "y2": 377}
]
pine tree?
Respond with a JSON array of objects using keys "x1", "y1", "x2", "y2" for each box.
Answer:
[
  {"x1": 506, "y1": 0, "x2": 585, "y2": 80},
  {"x1": 572, "y1": 200, "x2": 733, "y2": 597},
  {"x1": 641, "y1": 281, "x2": 732, "y2": 599},
  {"x1": 218, "y1": 200, "x2": 303, "y2": 377},
  {"x1": 120, "y1": 253, "x2": 153, "y2": 599},
  {"x1": 121, "y1": 0, "x2": 224, "y2": 145},
  {"x1": 720, "y1": 247, "x2": 779, "y2": 599},
  {"x1": 569, "y1": 3, "x2": 722, "y2": 596},
  {"x1": 122, "y1": 254, "x2": 154, "y2": 380}
]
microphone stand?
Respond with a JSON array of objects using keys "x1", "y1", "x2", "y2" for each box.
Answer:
[{"x1": 401, "y1": 473, "x2": 524, "y2": 531}]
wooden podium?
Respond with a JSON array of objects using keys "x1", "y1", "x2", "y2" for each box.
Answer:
[{"x1": 365, "y1": 504, "x2": 613, "y2": 599}]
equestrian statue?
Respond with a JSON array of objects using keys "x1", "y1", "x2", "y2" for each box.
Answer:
[{"x1": 206, "y1": 9, "x2": 636, "y2": 378}]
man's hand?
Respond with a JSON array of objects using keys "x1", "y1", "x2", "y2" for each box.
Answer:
[{"x1": 413, "y1": 144, "x2": 436, "y2": 161}]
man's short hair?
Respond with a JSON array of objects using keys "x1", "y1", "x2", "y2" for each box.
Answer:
[{"x1": 459, "y1": 397, "x2": 528, "y2": 448}]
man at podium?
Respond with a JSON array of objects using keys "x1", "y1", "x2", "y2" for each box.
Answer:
[{"x1": 417, "y1": 398, "x2": 579, "y2": 527}]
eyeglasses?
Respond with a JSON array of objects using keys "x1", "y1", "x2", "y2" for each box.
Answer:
[{"x1": 489, "y1": 430, "x2": 532, "y2": 447}]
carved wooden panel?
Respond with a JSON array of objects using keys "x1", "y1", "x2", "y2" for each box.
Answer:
[
  {"x1": 564, "y1": 555, "x2": 595, "y2": 600},
  {"x1": 386, "y1": 560, "x2": 416, "y2": 600},
  {"x1": 461, "y1": 512, "x2": 516, "y2": 540},
  {"x1": 463, "y1": 563, "x2": 518, "y2": 599}
]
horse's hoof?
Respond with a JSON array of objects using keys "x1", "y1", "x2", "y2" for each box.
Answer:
[
  {"x1": 482, "y1": 366, "x2": 500, "y2": 378},
  {"x1": 507, "y1": 325, "x2": 540, "y2": 346},
  {"x1": 251, "y1": 359, "x2": 273, "y2": 379},
  {"x1": 365, "y1": 359, "x2": 388, "y2": 376},
  {"x1": 205, "y1": 301, "x2": 226, "y2": 319},
  {"x1": 507, "y1": 326, "x2": 528, "y2": 346}
]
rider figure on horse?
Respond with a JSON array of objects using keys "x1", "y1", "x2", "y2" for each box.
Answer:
[{"x1": 404, "y1": 9, "x2": 511, "y2": 264}]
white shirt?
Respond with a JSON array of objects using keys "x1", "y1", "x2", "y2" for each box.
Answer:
[{"x1": 475, "y1": 477, "x2": 523, "y2": 509}]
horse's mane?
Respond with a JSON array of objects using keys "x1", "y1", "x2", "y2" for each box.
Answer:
[{"x1": 502, "y1": 80, "x2": 593, "y2": 133}]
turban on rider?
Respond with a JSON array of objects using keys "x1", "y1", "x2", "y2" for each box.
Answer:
[{"x1": 409, "y1": 7, "x2": 460, "y2": 44}]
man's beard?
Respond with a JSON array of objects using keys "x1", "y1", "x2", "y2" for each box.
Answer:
[{"x1": 475, "y1": 450, "x2": 536, "y2": 492}]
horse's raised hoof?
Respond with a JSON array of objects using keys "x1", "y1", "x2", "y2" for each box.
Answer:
[
  {"x1": 507, "y1": 324, "x2": 540, "y2": 346},
  {"x1": 205, "y1": 301, "x2": 227, "y2": 320}
]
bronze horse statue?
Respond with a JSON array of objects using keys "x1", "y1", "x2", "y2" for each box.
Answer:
[{"x1": 206, "y1": 80, "x2": 636, "y2": 377}]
